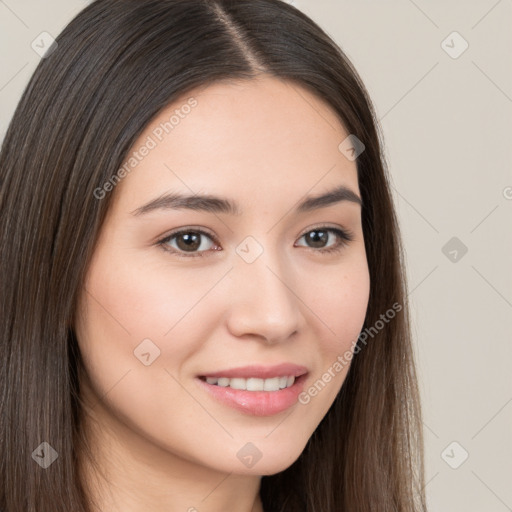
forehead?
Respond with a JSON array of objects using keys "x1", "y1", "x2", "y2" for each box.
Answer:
[{"x1": 112, "y1": 76, "x2": 359, "y2": 211}]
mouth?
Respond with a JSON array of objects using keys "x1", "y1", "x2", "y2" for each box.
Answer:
[
  {"x1": 195, "y1": 372, "x2": 309, "y2": 416},
  {"x1": 197, "y1": 374, "x2": 298, "y2": 391}
]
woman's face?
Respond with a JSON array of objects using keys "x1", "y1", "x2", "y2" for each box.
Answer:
[{"x1": 75, "y1": 76, "x2": 370, "y2": 476}]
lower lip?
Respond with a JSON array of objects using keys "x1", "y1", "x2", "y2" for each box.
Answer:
[{"x1": 195, "y1": 374, "x2": 308, "y2": 416}]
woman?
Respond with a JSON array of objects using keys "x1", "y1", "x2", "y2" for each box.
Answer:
[{"x1": 0, "y1": 0, "x2": 427, "y2": 510}]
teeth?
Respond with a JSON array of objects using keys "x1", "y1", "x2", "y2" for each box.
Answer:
[
  {"x1": 204, "y1": 375, "x2": 296, "y2": 391},
  {"x1": 262, "y1": 377, "x2": 279, "y2": 391}
]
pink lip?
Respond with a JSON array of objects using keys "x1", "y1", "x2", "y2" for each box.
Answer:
[
  {"x1": 195, "y1": 373, "x2": 308, "y2": 416},
  {"x1": 198, "y1": 363, "x2": 308, "y2": 379}
]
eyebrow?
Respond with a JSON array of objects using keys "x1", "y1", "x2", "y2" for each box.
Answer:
[{"x1": 130, "y1": 184, "x2": 363, "y2": 217}]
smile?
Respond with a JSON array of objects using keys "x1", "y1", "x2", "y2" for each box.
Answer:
[
  {"x1": 195, "y1": 373, "x2": 308, "y2": 416},
  {"x1": 199, "y1": 375, "x2": 295, "y2": 391}
]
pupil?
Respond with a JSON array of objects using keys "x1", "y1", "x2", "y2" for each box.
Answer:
[
  {"x1": 177, "y1": 232, "x2": 200, "y2": 251},
  {"x1": 308, "y1": 230, "x2": 327, "y2": 248}
]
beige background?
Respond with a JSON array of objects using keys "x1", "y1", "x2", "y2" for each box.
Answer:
[{"x1": 1, "y1": 1, "x2": 511, "y2": 510}]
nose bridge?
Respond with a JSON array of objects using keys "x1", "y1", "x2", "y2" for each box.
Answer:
[{"x1": 226, "y1": 239, "x2": 302, "y2": 342}]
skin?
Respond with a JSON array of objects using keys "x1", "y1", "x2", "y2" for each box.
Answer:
[{"x1": 74, "y1": 75, "x2": 370, "y2": 512}]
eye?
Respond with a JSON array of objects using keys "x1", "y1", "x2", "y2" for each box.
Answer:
[
  {"x1": 295, "y1": 226, "x2": 354, "y2": 254},
  {"x1": 157, "y1": 228, "x2": 219, "y2": 258}
]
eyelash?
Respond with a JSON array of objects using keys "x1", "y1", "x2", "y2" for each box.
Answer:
[{"x1": 156, "y1": 225, "x2": 355, "y2": 259}]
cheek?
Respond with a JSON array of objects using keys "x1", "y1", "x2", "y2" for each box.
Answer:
[
  {"x1": 296, "y1": 255, "x2": 370, "y2": 407},
  {"x1": 303, "y1": 255, "x2": 370, "y2": 355},
  {"x1": 74, "y1": 251, "x2": 232, "y2": 394},
  {"x1": 326, "y1": 271, "x2": 369, "y2": 348},
  {"x1": 74, "y1": 255, "x2": 218, "y2": 449},
  {"x1": 79, "y1": 249, "x2": 223, "y2": 342},
  {"x1": 289, "y1": 269, "x2": 369, "y2": 432}
]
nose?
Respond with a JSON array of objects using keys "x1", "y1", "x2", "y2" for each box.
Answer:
[{"x1": 225, "y1": 250, "x2": 304, "y2": 345}]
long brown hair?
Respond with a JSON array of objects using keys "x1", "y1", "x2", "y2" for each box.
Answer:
[{"x1": 0, "y1": 1, "x2": 427, "y2": 510}]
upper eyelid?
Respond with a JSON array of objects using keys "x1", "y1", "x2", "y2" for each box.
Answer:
[
  {"x1": 159, "y1": 223, "x2": 348, "y2": 242},
  {"x1": 159, "y1": 226, "x2": 218, "y2": 244}
]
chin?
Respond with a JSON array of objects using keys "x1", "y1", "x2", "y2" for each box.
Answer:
[{"x1": 224, "y1": 441, "x2": 307, "y2": 476}]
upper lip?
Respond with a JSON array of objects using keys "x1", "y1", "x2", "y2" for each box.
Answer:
[{"x1": 199, "y1": 363, "x2": 308, "y2": 379}]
